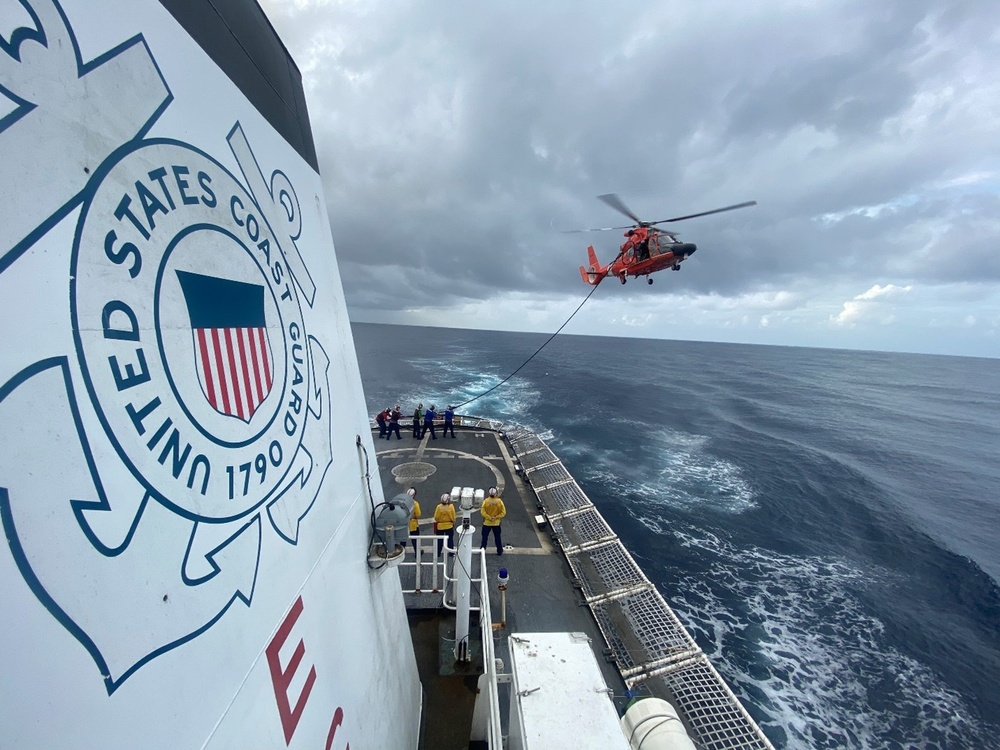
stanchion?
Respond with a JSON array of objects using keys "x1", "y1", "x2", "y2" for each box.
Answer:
[{"x1": 498, "y1": 568, "x2": 509, "y2": 629}]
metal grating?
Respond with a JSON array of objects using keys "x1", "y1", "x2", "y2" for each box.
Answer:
[
  {"x1": 518, "y1": 447, "x2": 557, "y2": 470},
  {"x1": 525, "y1": 462, "x2": 571, "y2": 487},
  {"x1": 550, "y1": 508, "x2": 615, "y2": 548},
  {"x1": 590, "y1": 588, "x2": 698, "y2": 671},
  {"x1": 453, "y1": 418, "x2": 774, "y2": 750},
  {"x1": 566, "y1": 542, "x2": 647, "y2": 598},
  {"x1": 510, "y1": 434, "x2": 546, "y2": 454},
  {"x1": 637, "y1": 658, "x2": 772, "y2": 750},
  {"x1": 463, "y1": 417, "x2": 502, "y2": 430},
  {"x1": 537, "y1": 482, "x2": 590, "y2": 514}
]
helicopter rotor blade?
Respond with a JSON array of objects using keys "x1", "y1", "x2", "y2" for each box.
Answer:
[
  {"x1": 561, "y1": 224, "x2": 635, "y2": 234},
  {"x1": 596, "y1": 193, "x2": 644, "y2": 225},
  {"x1": 649, "y1": 200, "x2": 757, "y2": 225}
]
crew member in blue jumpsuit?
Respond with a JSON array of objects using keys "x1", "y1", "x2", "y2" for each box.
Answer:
[{"x1": 422, "y1": 405, "x2": 437, "y2": 439}]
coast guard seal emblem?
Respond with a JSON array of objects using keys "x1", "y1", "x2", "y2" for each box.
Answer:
[
  {"x1": 0, "y1": 3, "x2": 333, "y2": 695},
  {"x1": 72, "y1": 139, "x2": 313, "y2": 522}
]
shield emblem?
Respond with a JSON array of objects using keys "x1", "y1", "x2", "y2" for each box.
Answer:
[{"x1": 176, "y1": 270, "x2": 272, "y2": 422}]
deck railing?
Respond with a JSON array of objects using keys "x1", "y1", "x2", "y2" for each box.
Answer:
[
  {"x1": 398, "y1": 537, "x2": 503, "y2": 749},
  {"x1": 499, "y1": 420, "x2": 776, "y2": 750}
]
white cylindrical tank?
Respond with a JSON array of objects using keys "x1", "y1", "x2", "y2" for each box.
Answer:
[{"x1": 620, "y1": 698, "x2": 696, "y2": 750}]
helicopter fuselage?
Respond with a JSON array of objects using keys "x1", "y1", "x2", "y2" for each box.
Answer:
[
  {"x1": 579, "y1": 227, "x2": 696, "y2": 285},
  {"x1": 614, "y1": 227, "x2": 697, "y2": 277}
]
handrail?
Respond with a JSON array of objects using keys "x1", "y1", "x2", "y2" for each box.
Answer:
[
  {"x1": 399, "y1": 535, "x2": 443, "y2": 593},
  {"x1": 472, "y1": 547, "x2": 502, "y2": 750},
  {"x1": 398, "y1": 538, "x2": 502, "y2": 748}
]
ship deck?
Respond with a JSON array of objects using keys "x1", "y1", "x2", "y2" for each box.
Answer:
[
  {"x1": 372, "y1": 418, "x2": 773, "y2": 750},
  {"x1": 373, "y1": 421, "x2": 628, "y2": 749}
]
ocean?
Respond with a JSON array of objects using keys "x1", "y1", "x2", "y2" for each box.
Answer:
[{"x1": 352, "y1": 322, "x2": 1000, "y2": 749}]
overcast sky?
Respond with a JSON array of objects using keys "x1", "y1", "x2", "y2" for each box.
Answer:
[{"x1": 260, "y1": 0, "x2": 1000, "y2": 359}]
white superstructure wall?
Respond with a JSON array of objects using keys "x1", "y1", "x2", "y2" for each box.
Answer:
[{"x1": 0, "y1": 1, "x2": 420, "y2": 747}]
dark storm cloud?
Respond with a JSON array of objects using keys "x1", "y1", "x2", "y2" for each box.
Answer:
[
  {"x1": 719, "y1": 3, "x2": 933, "y2": 138},
  {"x1": 264, "y1": 0, "x2": 1000, "y2": 322}
]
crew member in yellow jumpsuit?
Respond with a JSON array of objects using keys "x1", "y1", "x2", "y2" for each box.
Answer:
[
  {"x1": 433, "y1": 494, "x2": 456, "y2": 553},
  {"x1": 480, "y1": 487, "x2": 506, "y2": 555},
  {"x1": 406, "y1": 487, "x2": 420, "y2": 554}
]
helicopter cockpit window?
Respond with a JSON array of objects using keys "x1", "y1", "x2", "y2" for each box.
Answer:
[{"x1": 657, "y1": 234, "x2": 679, "y2": 251}]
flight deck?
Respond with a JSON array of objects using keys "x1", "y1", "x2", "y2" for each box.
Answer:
[{"x1": 372, "y1": 417, "x2": 773, "y2": 750}]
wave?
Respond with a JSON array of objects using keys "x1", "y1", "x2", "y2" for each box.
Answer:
[
  {"x1": 657, "y1": 527, "x2": 997, "y2": 748},
  {"x1": 366, "y1": 358, "x2": 550, "y2": 435},
  {"x1": 555, "y1": 417, "x2": 756, "y2": 515}
]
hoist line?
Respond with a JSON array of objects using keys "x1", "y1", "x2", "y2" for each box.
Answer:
[{"x1": 453, "y1": 282, "x2": 602, "y2": 409}]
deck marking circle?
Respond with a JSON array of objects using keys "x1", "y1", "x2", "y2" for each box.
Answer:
[
  {"x1": 391, "y1": 462, "x2": 437, "y2": 483},
  {"x1": 381, "y1": 448, "x2": 504, "y2": 492}
]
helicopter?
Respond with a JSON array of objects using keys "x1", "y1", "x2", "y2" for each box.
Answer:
[{"x1": 571, "y1": 194, "x2": 756, "y2": 285}]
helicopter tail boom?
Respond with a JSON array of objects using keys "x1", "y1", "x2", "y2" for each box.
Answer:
[{"x1": 579, "y1": 245, "x2": 607, "y2": 286}]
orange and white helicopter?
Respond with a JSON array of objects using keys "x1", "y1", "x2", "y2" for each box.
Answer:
[{"x1": 571, "y1": 194, "x2": 756, "y2": 285}]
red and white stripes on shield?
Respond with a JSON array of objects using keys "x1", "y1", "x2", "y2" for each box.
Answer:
[{"x1": 194, "y1": 326, "x2": 272, "y2": 422}]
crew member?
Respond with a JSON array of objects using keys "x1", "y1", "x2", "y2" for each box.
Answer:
[
  {"x1": 376, "y1": 407, "x2": 389, "y2": 438},
  {"x1": 406, "y1": 487, "x2": 421, "y2": 554},
  {"x1": 412, "y1": 403, "x2": 423, "y2": 438},
  {"x1": 433, "y1": 493, "x2": 455, "y2": 553},
  {"x1": 480, "y1": 487, "x2": 506, "y2": 556},
  {"x1": 386, "y1": 404, "x2": 402, "y2": 439},
  {"x1": 423, "y1": 405, "x2": 438, "y2": 439},
  {"x1": 443, "y1": 406, "x2": 456, "y2": 438},
  {"x1": 636, "y1": 236, "x2": 650, "y2": 262}
]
